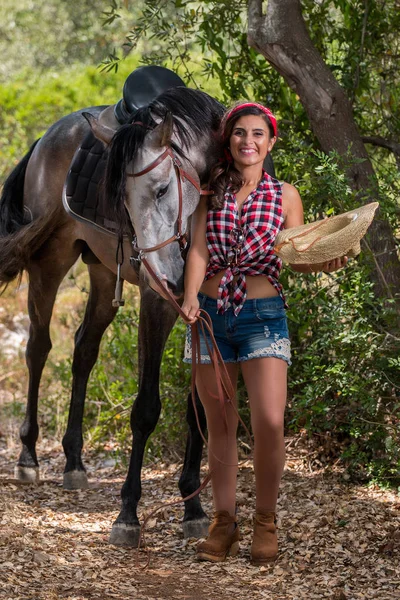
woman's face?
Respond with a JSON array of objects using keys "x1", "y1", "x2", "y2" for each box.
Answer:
[{"x1": 229, "y1": 114, "x2": 276, "y2": 170}]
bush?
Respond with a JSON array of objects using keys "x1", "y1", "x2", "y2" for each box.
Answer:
[
  {"x1": 0, "y1": 57, "x2": 141, "y2": 183},
  {"x1": 284, "y1": 262, "x2": 400, "y2": 484},
  {"x1": 2, "y1": 51, "x2": 398, "y2": 485},
  {"x1": 278, "y1": 145, "x2": 400, "y2": 485},
  {"x1": 39, "y1": 146, "x2": 399, "y2": 485}
]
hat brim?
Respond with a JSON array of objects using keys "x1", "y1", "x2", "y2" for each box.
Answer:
[{"x1": 274, "y1": 202, "x2": 379, "y2": 264}]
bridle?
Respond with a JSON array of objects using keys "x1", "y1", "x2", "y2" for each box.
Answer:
[
  {"x1": 126, "y1": 145, "x2": 208, "y2": 260},
  {"x1": 126, "y1": 141, "x2": 212, "y2": 309}
]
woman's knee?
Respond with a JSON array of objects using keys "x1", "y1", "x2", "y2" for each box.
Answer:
[{"x1": 251, "y1": 413, "x2": 284, "y2": 440}]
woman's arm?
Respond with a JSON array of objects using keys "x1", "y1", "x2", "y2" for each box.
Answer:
[
  {"x1": 281, "y1": 183, "x2": 347, "y2": 273},
  {"x1": 181, "y1": 196, "x2": 210, "y2": 322}
]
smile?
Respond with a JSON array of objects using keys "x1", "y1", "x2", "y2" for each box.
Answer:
[{"x1": 240, "y1": 148, "x2": 257, "y2": 155}]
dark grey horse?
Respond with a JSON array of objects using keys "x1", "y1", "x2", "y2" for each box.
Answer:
[{"x1": 0, "y1": 86, "x2": 226, "y2": 545}]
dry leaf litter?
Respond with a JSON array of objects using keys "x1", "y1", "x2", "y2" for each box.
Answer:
[{"x1": 0, "y1": 434, "x2": 399, "y2": 600}]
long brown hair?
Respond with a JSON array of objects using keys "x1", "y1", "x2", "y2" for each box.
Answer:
[{"x1": 208, "y1": 105, "x2": 276, "y2": 210}]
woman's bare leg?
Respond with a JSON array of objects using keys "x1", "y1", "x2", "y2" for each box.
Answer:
[
  {"x1": 241, "y1": 357, "x2": 287, "y2": 511},
  {"x1": 196, "y1": 363, "x2": 240, "y2": 516}
]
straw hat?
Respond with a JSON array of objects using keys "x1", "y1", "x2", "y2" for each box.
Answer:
[{"x1": 274, "y1": 202, "x2": 379, "y2": 264}]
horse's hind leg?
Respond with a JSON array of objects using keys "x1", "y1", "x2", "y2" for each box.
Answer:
[
  {"x1": 16, "y1": 244, "x2": 82, "y2": 482},
  {"x1": 62, "y1": 262, "x2": 118, "y2": 489}
]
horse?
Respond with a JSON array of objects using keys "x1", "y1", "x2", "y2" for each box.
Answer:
[{"x1": 0, "y1": 86, "x2": 225, "y2": 546}]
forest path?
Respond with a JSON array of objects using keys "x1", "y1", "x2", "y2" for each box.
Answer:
[{"x1": 0, "y1": 438, "x2": 399, "y2": 600}]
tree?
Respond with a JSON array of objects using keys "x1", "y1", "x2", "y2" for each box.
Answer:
[
  {"x1": 101, "y1": 0, "x2": 400, "y2": 310},
  {"x1": 247, "y1": 0, "x2": 400, "y2": 308}
]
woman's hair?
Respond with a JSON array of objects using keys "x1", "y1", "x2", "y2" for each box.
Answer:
[{"x1": 208, "y1": 103, "x2": 276, "y2": 210}]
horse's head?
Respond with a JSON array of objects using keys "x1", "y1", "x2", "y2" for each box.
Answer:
[
  {"x1": 86, "y1": 88, "x2": 224, "y2": 300},
  {"x1": 86, "y1": 111, "x2": 201, "y2": 298},
  {"x1": 128, "y1": 117, "x2": 203, "y2": 298}
]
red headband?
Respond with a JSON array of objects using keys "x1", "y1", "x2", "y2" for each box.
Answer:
[{"x1": 224, "y1": 102, "x2": 278, "y2": 137}]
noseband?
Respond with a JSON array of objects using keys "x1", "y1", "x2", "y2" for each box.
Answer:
[{"x1": 127, "y1": 146, "x2": 204, "y2": 259}]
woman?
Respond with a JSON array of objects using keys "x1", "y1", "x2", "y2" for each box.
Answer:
[{"x1": 181, "y1": 102, "x2": 346, "y2": 564}]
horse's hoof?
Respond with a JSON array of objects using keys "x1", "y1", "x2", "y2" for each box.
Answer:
[
  {"x1": 109, "y1": 523, "x2": 141, "y2": 547},
  {"x1": 14, "y1": 465, "x2": 40, "y2": 483},
  {"x1": 182, "y1": 517, "x2": 209, "y2": 539},
  {"x1": 63, "y1": 470, "x2": 89, "y2": 490}
]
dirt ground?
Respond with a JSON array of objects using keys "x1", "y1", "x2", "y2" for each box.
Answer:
[{"x1": 1, "y1": 434, "x2": 399, "y2": 600}]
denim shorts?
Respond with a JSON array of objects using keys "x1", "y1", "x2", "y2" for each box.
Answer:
[{"x1": 183, "y1": 292, "x2": 291, "y2": 365}]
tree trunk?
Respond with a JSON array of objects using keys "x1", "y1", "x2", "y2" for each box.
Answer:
[{"x1": 248, "y1": 0, "x2": 400, "y2": 311}]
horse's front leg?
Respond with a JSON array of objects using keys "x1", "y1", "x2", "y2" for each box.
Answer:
[{"x1": 109, "y1": 284, "x2": 178, "y2": 546}]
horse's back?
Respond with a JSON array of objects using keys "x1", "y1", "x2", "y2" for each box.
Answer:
[{"x1": 24, "y1": 106, "x2": 109, "y2": 218}]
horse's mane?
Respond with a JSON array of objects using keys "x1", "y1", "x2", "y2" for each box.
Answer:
[
  {"x1": 150, "y1": 87, "x2": 224, "y2": 148},
  {"x1": 102, "y1": 88, "x2": 224, "y2": 235}
]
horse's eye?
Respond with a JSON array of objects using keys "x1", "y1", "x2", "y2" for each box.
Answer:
[{"x1": 156, "y1": 185, "x2": 169, "y2": 199}]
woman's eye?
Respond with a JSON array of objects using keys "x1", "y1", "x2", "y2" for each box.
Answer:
[{"x1": 156, "y1": 185, "x2": 169, "y2": 199}]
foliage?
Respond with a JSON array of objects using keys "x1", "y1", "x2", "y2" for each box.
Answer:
[
  {"x1": 101, "y1": 1, "x2": 400, "y2": 180},
  {"x1": 301, "y1": 0, "x2": 400, "y2": 139},
  {"x1": 285, "y1": 264, "x2": 400, "y2": 484},
  {"x1": 0, "y1": 0, "x2": 136, "y2": 82},
  {"x1": 41, "y1": 143, "x2": 400, "y2": 478},
  {"x1": 279, "y1": 147, "x2": 400, "y2": 485},
  {"x1": 99, "y1": 0, "x2": 283, "y2": 105}
]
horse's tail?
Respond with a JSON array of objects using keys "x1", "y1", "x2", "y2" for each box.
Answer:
[
  {"x1": 0, "y1": 139, "x2": 40, "y2": 236},
  {"x1": 0, "y1": 140, "x2": 60, "y2": 287}
]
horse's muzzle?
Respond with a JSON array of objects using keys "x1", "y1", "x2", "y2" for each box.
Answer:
[{"x1": 148, "y1": 273, "x2": 183, "y2": 301}]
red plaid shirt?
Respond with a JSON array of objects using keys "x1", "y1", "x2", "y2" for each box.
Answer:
[{"x1": 205, "y1": 171, "x2": 285, "y2": 315}]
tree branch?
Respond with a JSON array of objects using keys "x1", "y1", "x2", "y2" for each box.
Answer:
[
  {"x1": 362, "y1": 135, "x2": 400, "y2": 155},
  {"x1": 352, "y1": 0, "x2": 369, "y2": 102},
  {"x1": 363, "y1": 135, "x2": 400, "y2": 170}
]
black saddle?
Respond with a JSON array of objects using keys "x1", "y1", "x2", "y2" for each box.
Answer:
[
  {"x1": 63, "y1": 66, "x2": 186, "y2": 237},
  {"x1": 114, "y1": 65, "x2": 185, "y2": 125}
]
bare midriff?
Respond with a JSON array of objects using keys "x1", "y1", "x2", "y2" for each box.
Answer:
[{"x1": 200, "y1": 271, "x2": 279, "y2": 300}]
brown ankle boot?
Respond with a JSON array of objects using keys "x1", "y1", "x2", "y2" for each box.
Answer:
[
  {"x1": 251, "y1": 511, "x2": 278, "y2": 564},
  {"x1": 196, "y1": 510, "x2": 240, "y2": 562}
]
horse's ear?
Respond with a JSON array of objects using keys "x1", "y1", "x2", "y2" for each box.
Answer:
[
  {"x1": 149, "y1": 112, "x2": 174, "y2": 148},
  {"x1": 82, "y1": 112, "x2": 114, "y2": 146},
  {"x1": 160, "y1": 112, "x2": 174, "y2": 146}
]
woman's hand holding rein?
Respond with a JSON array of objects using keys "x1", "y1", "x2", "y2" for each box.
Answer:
[{"x1": 181, "y1": 295, "x2": 201, "y2": 323}]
